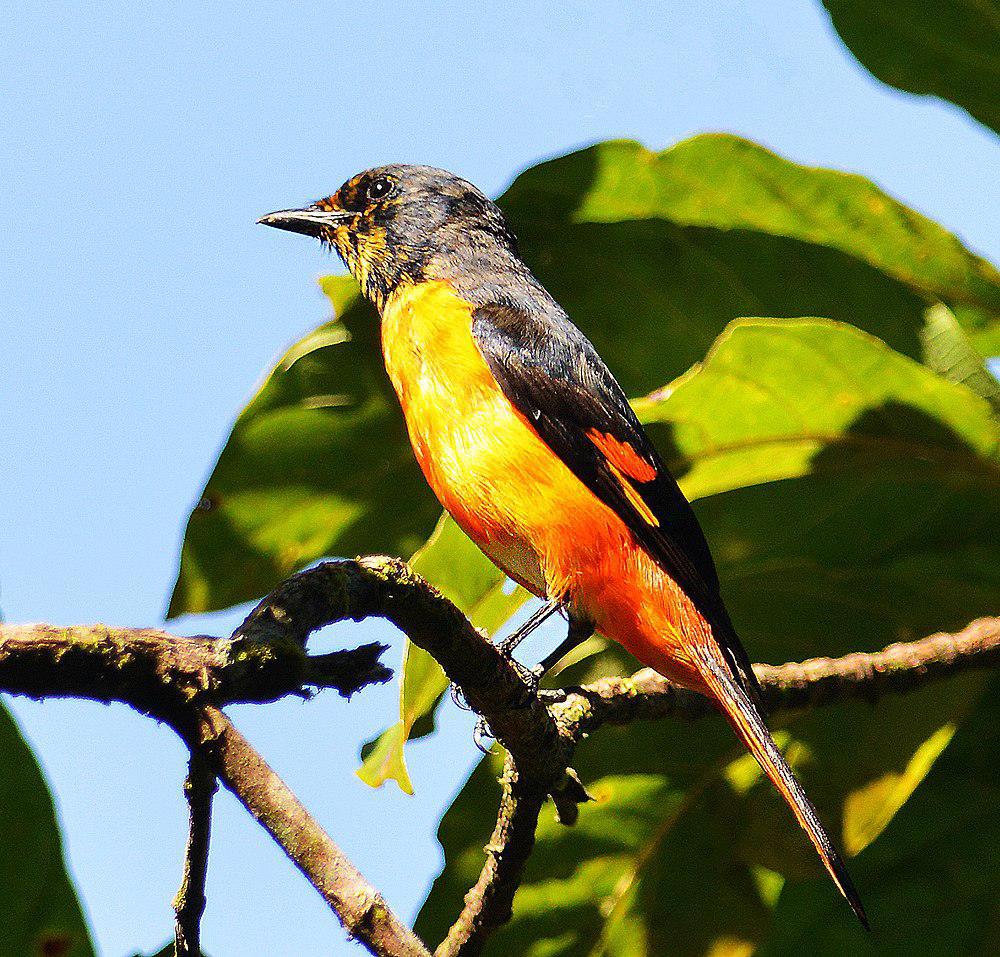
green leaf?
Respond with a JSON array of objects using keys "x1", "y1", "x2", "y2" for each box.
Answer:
[
  {"x1": 636, "y1": 319, "x2": 999, "y2": 661},
  {"x1": 169, "y1": 135, "x2": 999, "y2": 616},
  {"x1": 416, "y1": 322, "x2": 999, "y2": 953},
  {"x1": 0, "y1": 705, "x2": 94, "y2": 957},
  {"x1": 919, "y1": 302, "x2": 1000, "y2": 407},
  {"x1": 757, "y1": 678, "x2": 1000, "y2": 956},
  {"x1": 502, "y1": 135, "x2": 1000, "y2": 368},
  {"x1": 840, "y1": 719, "x2": 957, "y2": 857},
  {"x1": 420, "y1": 701, "x2": 894, "y2": 951},
  {"x1": 637, "y1": 317, "x2": 998, "y2": 502},
  {"x1": 357, "y1": 515, "x2": 529, "y2": 791},
  {"x1": 821, "y1": 0, "x2": 1000, "y2": 136},
  {"x1": 168, "y1": 276, "x2": 440, "y2": 616},
  {"x1": 357, "y1": 722, "x2": 414, "y2": 795}
]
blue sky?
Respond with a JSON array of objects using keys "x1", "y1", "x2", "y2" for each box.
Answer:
[{"x1": 2, "y1": 2, "x2": 997, "y2": 955}]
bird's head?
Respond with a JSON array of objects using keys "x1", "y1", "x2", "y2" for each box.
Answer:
[{"x1": 259, "y1": 165, "x2": 518, "y2": 309}]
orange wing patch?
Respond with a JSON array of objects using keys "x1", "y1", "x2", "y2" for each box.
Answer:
[
  {"x1": 605, "y1": 460, "x2": 660, "y2": 526},
  {"x1": 587, "y1": 430, "x2": 658, "y2": 482},
  {"x1": 587, "y1": 430, "x2": 660, "y2": 527}
]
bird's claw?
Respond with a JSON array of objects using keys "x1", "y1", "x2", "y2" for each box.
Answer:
[
  {"x1": 450, "y1": 682, "x2": 494, "y2": 752},
  {"x1": 451, "y1": 652, "x2": 547, "y2": 753},
  {"x1": 472, "y1": 716, "x2": 494, "y2": 754},
  {"x1": 450, "y1": 681, "x2": 472, "y2": 711},
  {"x1": 512, "y1": 659, "x2": 544, "y2": 699}
]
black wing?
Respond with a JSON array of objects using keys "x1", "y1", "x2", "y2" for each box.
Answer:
[{"x1": 472, "y1": 301, "x2": 761, "y2": 702}]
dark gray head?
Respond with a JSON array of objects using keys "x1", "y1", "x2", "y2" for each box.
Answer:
[{"x1": 259, "y1": 165, "x2": 519, "y2": 308}]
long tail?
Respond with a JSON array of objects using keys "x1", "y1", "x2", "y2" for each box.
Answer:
[{"x1": 698, "y1": 653, "x2": 869, "y2": 929}]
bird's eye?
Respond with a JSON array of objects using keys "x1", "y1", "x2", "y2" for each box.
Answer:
[{"x1": 366, "y1": 177, "x2": 393, "y2": 201}]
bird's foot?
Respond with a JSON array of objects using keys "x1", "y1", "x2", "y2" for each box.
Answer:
[
  {"x1": 454, "y1": 631, "x2": 560, "y2": 751},
  {"x1": 450, "y1": 681, "x2": 472, "y2": 712},
  {"x1": 472, "y1": 716, "x2": 494, "y2": 754},
  {"x1": 521, "y1": 661, "x2": 545, "y2": 695}
]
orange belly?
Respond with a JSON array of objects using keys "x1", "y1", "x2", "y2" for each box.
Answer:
[{"x1": 380, "y1": 280, "x2": 706, "y2": 689}]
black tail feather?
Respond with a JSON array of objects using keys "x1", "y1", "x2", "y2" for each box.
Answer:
[{"x1": 700, "y1": 653, "x2": 869, "y2": 929}]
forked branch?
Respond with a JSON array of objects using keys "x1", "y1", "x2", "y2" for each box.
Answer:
[
  {"x1": 0, "y1": 560, "x2": 996, "y2": 957},
  {"x1": 184, "y1": 705, "x2": 429, "y2": 957}
]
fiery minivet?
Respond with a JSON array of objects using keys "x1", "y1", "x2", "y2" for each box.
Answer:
[{"x1": 260, "y1": 165, "x2": 868, "y2": 927}]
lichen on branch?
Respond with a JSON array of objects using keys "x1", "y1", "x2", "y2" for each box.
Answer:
[{"x1": 1, "y1": 559, "x2": 997, "y2": 957}]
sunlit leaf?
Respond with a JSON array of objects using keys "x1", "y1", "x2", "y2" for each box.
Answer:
[
  {"x1": 637, "y1": 317, "x2": 998, "y2": 503},
  {"x1": 357, "y1": 722, "x2": 413, "y2": 795},
  {"x1": 840, "y1": 721, "x2": 957, "y2": 856},
  {"x1": 503, "y1": 135, "x2": 1000, "y2": 365},
  {"x1": 169, "y1": 135, "x2": 1000, "y2": 616},
  {"x1": 646, "y1": 320, "x2": 1000, "y2": 661},
  {"x1": 919, "y1": 302, "x2": 1000, "y2": 406}
]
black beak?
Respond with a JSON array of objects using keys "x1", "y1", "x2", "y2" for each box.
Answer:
[{"x1": 257, "y1": 205, "x2": 353, "y2": 238}]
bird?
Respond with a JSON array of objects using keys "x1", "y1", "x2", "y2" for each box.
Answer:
[{"x1": 259, "y1": 164, "x2": 868, "y2": 928}]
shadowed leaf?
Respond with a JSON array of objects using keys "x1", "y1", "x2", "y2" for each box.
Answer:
[
  {"x1": 758, "y1": 678, "x2": 1000, "y2": 956},
  {"x1": 169, "y1": 134, "x2": 1000, "y2": 618},
  {"x1": 167, "y1": 277, "x2": 440, "y2": 616},
  {"x1": 821, "y1": 0, "x2": 1000, "y2": 136},
  {"x1": 0, "y1": 706, "x2": 94, "y2": 957}
]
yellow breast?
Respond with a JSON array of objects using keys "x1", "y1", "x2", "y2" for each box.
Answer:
[
  {"x1": 380, "y1": 280, "x2": 554, "y2": 593},
  {"x1": 380, "y1": 281, "x2": 493, "y2": 429},
  {"x1": 377, "y1": 285, "x2": 719, "y2": 689}
]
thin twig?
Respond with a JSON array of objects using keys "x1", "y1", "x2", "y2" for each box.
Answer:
[
  {"x1": 186, "y1": 705, "x2": 429, "y2": 957},
  {"x1": 435, "y1": 753, "x2": 545, "y2": 957},
  {"x1": 173, "y1": 749, "x2": 217, "y2": 957}
]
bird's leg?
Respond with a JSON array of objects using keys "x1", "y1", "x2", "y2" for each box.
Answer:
[
  {"x1": 469, "y1": 609, "x2": 595, "y2": 752},
  {"x1": 497, "y1": 599, "x2": 563, "y2": 658},
  {"x1": 530, "y1": 609, "x2": 595, "y2": 681},
  {"x1": 465, "y1": 600, "x2": 567, "y2": 752},
  {"x1": 451, "y1": 600, "x2": 562, "y2": 715}
]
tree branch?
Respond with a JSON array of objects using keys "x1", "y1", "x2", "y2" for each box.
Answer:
[
  {"x1": 1, "y1": 560, "x2": 997, "y2": 957},
  {"x1": 173, "y1": 749, "x2": 216, "y2": 957},
  {"x1": 553, "y1": 616, "x2": 1000, "y2": 740},
  {"x1": 435, "y1": 754, "x2": 546, "y2": 957},
  {"x1": 0, "y1": 623, "x2": 392, "y2": 709},
  {"x1": 234, "y1": 558, "x2": 575, "y2": 789},
  {"x1": 182, "y1": 705, "x2": 429, "y2": 957}
]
